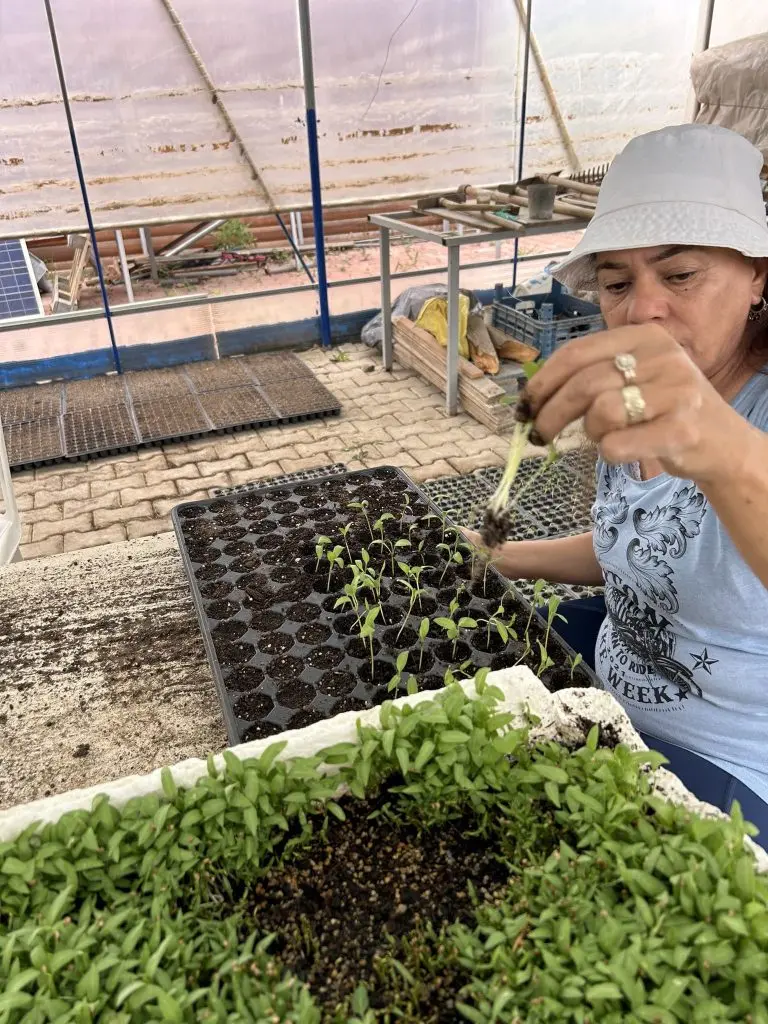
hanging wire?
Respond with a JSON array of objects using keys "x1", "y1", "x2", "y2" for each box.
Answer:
[{"x1": 42, "y1": 0, "x2": 123, "y2": 374}]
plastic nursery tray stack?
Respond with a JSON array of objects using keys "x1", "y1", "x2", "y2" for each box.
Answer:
[
  {"x1": 491, "y1": 281, "x2": 604, "y2": 359},
  {"x1": 0, "y1": 352, "x2": 341, "y2": 470},
  {"x1": 172, "y1": 467, "x2": 597, "y2": 744}
]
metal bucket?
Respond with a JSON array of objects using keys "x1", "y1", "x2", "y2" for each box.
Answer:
[{"x1": 526, "y1": 183, "x2": 557, "y2": 220}]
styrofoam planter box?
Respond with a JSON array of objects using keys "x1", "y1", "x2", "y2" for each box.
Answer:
[{"x1": 1, "y1": 667, "x2": 765, "y2": 871}]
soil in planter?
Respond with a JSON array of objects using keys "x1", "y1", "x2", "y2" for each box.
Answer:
[
  {"x1": 175, "y1": 467, "x2": 595, "y2": 743},
  {"x1": 242, "y1": 797, "x2": 511, "y2": 1019}
]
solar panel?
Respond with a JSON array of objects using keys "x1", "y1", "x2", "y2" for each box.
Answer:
[{"x1": 0, "y1": 240, "x2": 43, "y2": 321}]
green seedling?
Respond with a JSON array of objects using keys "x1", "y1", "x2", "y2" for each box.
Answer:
[
  {"x1": 434, "y1": 615, "x2": 478, "y2": 660},
  {"x1": 335, "y1": 579, "x2": 363, "y2": 627},
  {"x1": 373, "y1": 512, "x2": 395, "y2": 539},
  {"x1": 568, "y1": 652, "x2": 583, "y2": 680},
  {"x1": 417, "y1": 616, "x2": 430, "y2": 670},
  {"x1": 517, "y1": 579, "x2": 547, "y2": 664},
  {"x1": 398, "y1": 493, "x2": 411, "y2": 529},
  {"x1": 372, "y1": 535, "x2": 411, "y2": 578},
  {"x1": 478, "y1": 602, "x2": 517, "y2": 649},
  {"x1": 348, "y1": 499, "x2": 373, "y2": 540},
  {"x1": 325, "y1": 545, "x2": 345, "y2": 590},
  {"x1": 339, "y1": 522, "x2": 355, "y2": 563},
  {"x1": 387, "y1": 650, "x2": 410, "y2": 693},
  {"x1": 330, "y1": 349, "x2": 351, "y2": 363},
  {"x1": 359, "y1": 604, "x2": 380, "y2": 677},
  {"x1": 315, "y1": 534, "x2": 332, "y2": 572},
  {"x1": 538, "y1": 594, "x2": 567, "y2": 675}
]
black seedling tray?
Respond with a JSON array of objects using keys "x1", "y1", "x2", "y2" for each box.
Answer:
[
  {"x1": 3, "y1": 353, "x2": 341, "y2": 470},
  {"x1": 172, "y1": 466, "x2": 597, "y2": 745},
  {"x1": 211, "y1": 463, "x2": 348, "y2": 498}
]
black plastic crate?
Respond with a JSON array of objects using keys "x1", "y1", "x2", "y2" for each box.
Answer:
[
  {"x1": 172, "y1": 466, "x2": 597, "y2": 744},
  {"x1": 492, "y1": 280, "x2": 604, "y2": 358}
]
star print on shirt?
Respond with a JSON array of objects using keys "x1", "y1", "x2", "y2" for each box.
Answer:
[
  {"x1": 674, "y1": 688, "x2": 690, "y2": 701},
  {"x1": 690, "y1": 648, "x2": 719, "y2": 675}
]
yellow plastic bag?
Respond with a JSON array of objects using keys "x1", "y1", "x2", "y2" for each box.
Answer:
[{"x1": 414, "y1": 295, "x2": 470, "y2": 358}]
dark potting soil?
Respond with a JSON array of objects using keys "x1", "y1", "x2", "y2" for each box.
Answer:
[
  {"x1": 241, "y1": 797, "x2": 510, "y2": 1019},
  {"x1": 174, "y1": 467, "x2": 595, "y2": 743},
  {"x1": 227, "y1": 666, "x2": 265, "y2": 691},
  {"x1": 233, "y1": 691, "x2": 274, "y2": 720}
]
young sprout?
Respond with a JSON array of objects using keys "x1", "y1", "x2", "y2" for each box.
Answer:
[
  {"x1": 314, "y1": 534, "x2": 332, "y2": 572},
  {"x1": 478, "y1": 602, "x2": 516, "y2": 649},
  {"x1": 339, "y1": 522, "x2": 355, "y2": 563},
  {"x1": 348, "y1": 499, "x2": 373, "y2": 540},
  {"x1": 395, "y1": 562, "x2": 427, "y2": 630},
  {"x1": 539, "y1": 594, "x2": 566, "y2": 673},
  {"x1": 434, "y1": 614, "x2": 478, "y2": 659},
  {"x1": 537, "y1": 640, "x2": 555, "y2": 675},
  {"x1": 359, "y1": 604, "x2": 380, "y2": 677},
  {"x1": 334, "y1": 579, "x2": 363, "y2": 627},
  {"x1": 372, "y1": 534, "x2": 411, "y2": 578},
  {"x1": 417, "y1": 616, "x2": 430, "y2": 670},
  {"x1": 398, "y1": 493, "x2": 411, "y2": 529},
  {"x1": 373, "y1": 512, "x2": 395, "y2": 539},
  {"x1": 325, "y1": 545, "x2": 345, "y2": 589},
  {"x1": 568, "y1": 652, "x2": 584, "y2": 680},
  {"x1": 387, "y1": 650, "x2": 410, "y2": 693}
]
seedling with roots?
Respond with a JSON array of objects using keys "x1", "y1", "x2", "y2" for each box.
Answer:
[{"x1": 359, "y1": 604, "x2": 380, "y2": 677}]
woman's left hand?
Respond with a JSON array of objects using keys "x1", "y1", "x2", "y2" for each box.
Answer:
[{"x1": 522, "y1": 323, "x2": 756, "y2": 485}]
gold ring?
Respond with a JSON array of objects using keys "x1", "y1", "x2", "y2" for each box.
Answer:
[
  {"x1": 622, "y1": 384, "x2": 646, "y2": 425},
  {"x1": 614, "y1": 352, "x2": 637, "y2": 383}
]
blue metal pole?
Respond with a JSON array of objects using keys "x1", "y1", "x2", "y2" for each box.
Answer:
[
  {"x1": 297, "y1": 0, "x2": 332, "y2": 349},
  {"x1": 43, "y1": 0, "x2": 123, "y2": 374},
  {"x1": 512, "y1": 0, "x2": 534, "y2": 291}
]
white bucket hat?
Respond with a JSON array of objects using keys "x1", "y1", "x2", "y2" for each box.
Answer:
[{"x1": 553, "y1": 124, "x2": 768, "y2": 291}]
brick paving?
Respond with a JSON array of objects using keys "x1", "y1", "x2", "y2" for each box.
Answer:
[{"x1": 11, "y1": 345, "x2": 560, "y2": 561}]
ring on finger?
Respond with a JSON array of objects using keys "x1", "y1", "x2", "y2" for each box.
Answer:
[
  {"x1": 622, "y1": 384, "x2": 646, "y2": 425},
  {"x1": 614, "y1": 352, "x2": 637, "y2": 384}
]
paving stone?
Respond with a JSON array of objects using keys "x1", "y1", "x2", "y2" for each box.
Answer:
[
  {"x1": 63, "y1": 492, "x2": 120, "y2": 518},
  {"x1": 407, "y1": 460, "x2": 458, "y2": 483},
  {"x1": 64, "y1": 525, "x2": 127, "y2": 552},
  {"x1": 278, "y1": 456, "x2": 332, "y2": 474},
  {"x1": 145, "y1": 465, "x2": 200, "y2": 487},
  {"x1": 176, "y1": 474, "x2": 229, "y2": 497},
  {"x1": 21, "y1": 505, "x2": 64, "y2": 526},
  {"x1": 93, "y1": 501, "x2": 153, "y2": 528},
  {"x1": 92, "y1": 476, "x2": 141, "y2": 498},
  {"x1": 127, "y1": 517, "x2": 172, "y2": 540},
  {"x1": 120, "y1": 482, "x2": 177, "y2": 506},
  {"x1": 245, "y1": 445, "x2": 299, "y2": 468},
  {"x1": 197, "y1": 454, "x2": 248, "y2": 477},
  {"x1": 34, "y1": 482, "x2": 89, "y2": 511},
  {"x1": 20, "y1": 536, "x2": 64, "y2": 560},
  {"x1": 32, "y1": 512, "x2": 92, "y2": 543}
]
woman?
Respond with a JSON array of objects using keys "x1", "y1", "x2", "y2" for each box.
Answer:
[{"x1": 473, "y1": 124, "x2": 768, "y2": 839}]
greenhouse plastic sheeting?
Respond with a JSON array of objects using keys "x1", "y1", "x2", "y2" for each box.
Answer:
[
  {"x1": 692, "y1": 33, "x2": 768, "y2": 161},
  {"x1": 1, "y1": 0, "x2": 766, "y2": 236}
]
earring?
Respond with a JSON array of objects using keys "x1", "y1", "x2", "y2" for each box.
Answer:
[{"x1": 748, "y1": 296, "x2": 768, "y2": 321}]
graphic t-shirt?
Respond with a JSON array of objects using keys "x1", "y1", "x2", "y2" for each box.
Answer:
[{"x1": 593, "y1": 369, "x2": 768, "y2": 803}]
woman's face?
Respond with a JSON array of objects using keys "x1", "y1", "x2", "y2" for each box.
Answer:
[{"x1": 595, "y1": 245, "x2": 767, "y2": 386}]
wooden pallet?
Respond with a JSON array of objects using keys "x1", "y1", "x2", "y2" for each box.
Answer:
[{"x1": 391, "y1": 317, "x2": 517, "y2": 433}]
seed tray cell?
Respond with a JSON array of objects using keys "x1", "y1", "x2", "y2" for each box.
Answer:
[
  {"x1": 173, "y1": 466, "x2": 597, "y2": 744},
  {"x1": 0, "y1": 383, "x2": 62, "y2": 425},
  {"x1": 259, "y1": 378, "x2": 341, "y2": 418},
  {"x1": 63, "y1": 405, "x2": 138, "y2": 456},
  {"x1": 422, "y1": 474, "x2": 547, "y2": 541},
  {"x1": 184, "y1": 358, "x2": 255, "y2": 392},
  {"x1": 244, "y1": 351, "x2": 315, "y2": 385},
  {"x1": 4, "y1": 417, "x2": 63, "y2": 465},
  {"x1": 196, "y1": 386, "x2": 277, "y2": 430},
  {"x1": 132, "y1": 397, "x2": 210, "y2": 442},
  {"x1": 212, "y1": 463, "x2": 348, "y2": 497},
  {"x1": 64, "y1": 376, "x2": 127, "y2": 411},
  {"x1": 124, "y1": 369, "x2": 194, "y2": 401}
]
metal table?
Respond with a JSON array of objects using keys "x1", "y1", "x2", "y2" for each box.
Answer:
[{"x1": 369, "y1": 209, "x2": 584, "y2": 415}]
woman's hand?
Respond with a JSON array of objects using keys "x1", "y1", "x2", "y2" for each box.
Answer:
[{"x1": 523, "y1": 324, "x2": 757, "y2": 485}]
